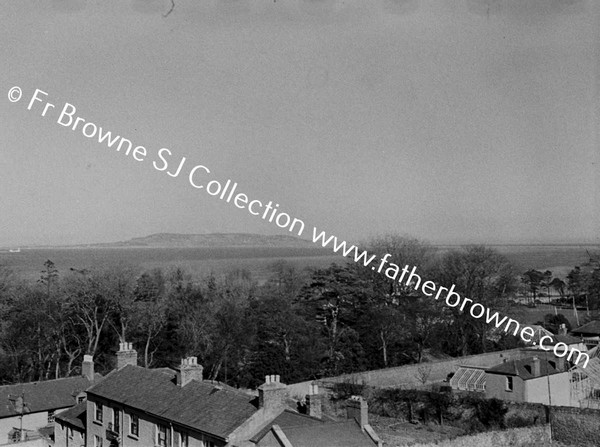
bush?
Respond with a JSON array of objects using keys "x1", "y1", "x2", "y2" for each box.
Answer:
[
  {"x1": 475, "y1": 398, "x2": 507, "y2": 428},
  {"x1": 330, "y1": 379, "x2": 366, "y2": 400}
]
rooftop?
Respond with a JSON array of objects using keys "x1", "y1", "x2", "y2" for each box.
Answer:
[
  {"x1": 86, "y1": 365, "x2": 258, "y2": 440},
  {"x1": 0, "y1": 374, "x2": 99, "y2": 419},
  {"x1": 487, "y1": 357, "x2": 563, "y2": 380},
  {"x1": 250, "y1": 409, "x2": 377, "y2": 447},
  {"x1": 54, "y1": 401, "x2": 86, "y2": 431},
  {"x1": 572, "y1": 320, "x2": 600, "y2": 336}
]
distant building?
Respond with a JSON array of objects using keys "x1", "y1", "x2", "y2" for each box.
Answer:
[
  {"x1": 571, "y1": 321, "x2": 600, "y2": 348},
  {"x1": 0, "y1": 355, "x2": 99, "y2": 444}
]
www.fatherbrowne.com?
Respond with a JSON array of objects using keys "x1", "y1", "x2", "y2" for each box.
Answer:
[
  {"x1": 11, "y1": 87, "x2": 588, "y2": 368},
  {"x1": 312, "y1": 228, "x2": 590, "y2": 368}
]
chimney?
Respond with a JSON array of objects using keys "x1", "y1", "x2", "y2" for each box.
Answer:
[
  {"x1": 346, "y1": 396, "x2": 368, "y2": 430},
  {"x1": 556, "y1": 354, "x2": 566, "y2": 371},
  {"x1": 116, "y1": 342, "x2": 137, "y2": 369},
  {"x1": 258, "y1": 375, "x2": 288, "y2": 411},
  {"x1": 177, "y1": 357, "x2": 203, "y2": 387},
  {"x1": 532, "y1": 357, "x2": 541, "y2": 377},
  {"x1": 305, "y1": 383, "x2": 322, "y2": 419},
  {"x1": 82, "y1": 355, "x2": 94, "y2": 382},
  {"x1": 559, "y1": 323, "x2": 567, "y2": 336}
]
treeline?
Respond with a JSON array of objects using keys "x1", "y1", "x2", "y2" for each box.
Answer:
[{"x1": 0, "y1": 237, "x2": 597, "y2": 388}]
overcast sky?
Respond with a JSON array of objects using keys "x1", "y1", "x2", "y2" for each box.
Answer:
[{"x1": 1, "y1": 0, "x2": 598, "y2": 247}]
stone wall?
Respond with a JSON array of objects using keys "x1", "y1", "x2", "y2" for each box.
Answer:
[{"x1": 316, "y1": 348, "x2": 532, "y2": 389}]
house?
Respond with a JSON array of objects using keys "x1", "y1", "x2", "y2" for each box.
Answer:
[
  {"x1": 76, "y1": 342, "x2": 381, "y2": 447},
  {"x1": 54, "y1": 401, "x2": 86, "y2": 447},
  {"x1": 0, "y1": 355, "x2": 99, "y2": 444},
  {"x1": 485, "y1": 356, "x2": 570, "y2": 406}
]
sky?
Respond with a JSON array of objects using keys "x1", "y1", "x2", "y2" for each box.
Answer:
[{"x1": 1, "y1": 0, "x2": 598, "y2": 247}]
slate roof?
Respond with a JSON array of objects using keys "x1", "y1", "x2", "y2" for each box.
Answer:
[
  {"x1": 487, "y1": 357, "x2": 562, "y2": 380},
  {"x1": 86, "y1": 365, "x2": 259, "y2": 440},
  {"x1": 281, "y1": 420, "x2": 377, "y2": 447},
  {"x1": 55, "y1": 401, "x2": 87, "y2": 430},
  {"x1": 572, "y1": 320, "x2": 600, "y2": 336},
  {"x1": 250, "y1": 409, "x2": 323, "y2": 443},
  {"x1": 0, "y1": 375, "x2": 99, "y2": 419},
  {"x1": 250, "y1": 409, "x2": 377, "y2": 447}
]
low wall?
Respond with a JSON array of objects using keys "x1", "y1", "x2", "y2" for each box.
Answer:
[{"x1": 407, "y1": 425, "x2": 551, "y2": 447}]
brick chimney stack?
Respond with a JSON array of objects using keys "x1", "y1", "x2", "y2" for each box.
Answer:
[
  {"x1": 346, "y1": 396, "x2": 369, "y2": 430},
  {"x1": 82, "y1": 355, "x2": 94, "y2": 382},
  {"x1": 306, "y1": 383, "x2": 322, "y2": 419},
  {"x1": 177, "y1": 357, "x2": 204, "y2": 387},
  {"x1": 532, "y1": 357, "x2": 541, "y2": 377},
  {"x1": 258, "y1": 375, "x2": 288, "y2": 411},
  {"x1": 117, "y1": 342, "x2": 137, "y2": 369}
]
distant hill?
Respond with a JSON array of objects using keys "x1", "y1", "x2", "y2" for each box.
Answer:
[{"x1": 88, "y1": 233, "x2": 316, "y2": 249}]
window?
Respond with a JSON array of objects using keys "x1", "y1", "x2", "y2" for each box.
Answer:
[
  {"x1": 95, "y1": 402, "x2": 103, "y2": 423},
  {"x1": 156, "y1": 424, "x2": 170, "y2": 447},
  {"x1": 94, "y1": 435, "x2": 103, "y2": 447},
  {"x1": 78, "y1": 396, "x2": 85, "y2": 404},
  {"x1": 47, "y1": 409, "x2": 55, "y2": 424},
  {"x1": 129, "y1": 413, "x2": 139, "y2": 437},
  {"x1": 506, "y1": 376, "x2": 513, "y2": 392},
  {"x1": 113, "y1": 408, "x2": 120, "y2": 433},
  {"x1": 177, "y1": 432, "x2": 188, "y2": 447}
]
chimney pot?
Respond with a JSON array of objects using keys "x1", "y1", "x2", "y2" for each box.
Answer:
[
  {"x1": 116, "y1": 342, "x2": 137, "y2": 369},
  {"x1": 177, "y1": 357, "x2": 203, "y2": 387},
  {"x1": 306, "y1": 387, "x2": 322, "y2": 419},
  {"x1": 82, "y1": 355, "x2": 95, "y2": 382},
  {"x1": 259, "y1": 374, "x2": 287, "y2": 411},
  {"x1": 532, "y1": 357, "x2": 541, "y2": 377}
]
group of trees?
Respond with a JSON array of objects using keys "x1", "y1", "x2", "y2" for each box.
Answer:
[
  {"x1": 521, "y1": 257, "x2": 600, "y2": 318},
  {"x1": 0, "y1": 237, "x2": 593, "y2": 388}
]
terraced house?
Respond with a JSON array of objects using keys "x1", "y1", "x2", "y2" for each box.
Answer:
[{"x1": 76, "y1": 342, "x2": 381, "y2": 447}]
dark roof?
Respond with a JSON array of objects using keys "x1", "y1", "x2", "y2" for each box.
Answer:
[
  {"x1": 552, "y1": 334, "x2": 583, "y2": 345},
  {"x1": 572, "y1": 320, "x2": 600, "y2": 336},
  {"x1": 55, "y1": 401, "x2": 87, "y2": 431},
  {"x1": 251, "y1": 409, "x2": 376, "y2": 447},
  {"x1": 86, "y1": 365, "x2": 258, "y2": 440},
  {"x1": 250, "y1": 409, "x2": 323, "y2": 443},
  {"x1": 282, "y1": 420, "x2": 376, "y2": 447},
  {"x1": 0, "y1": 375, "x2": 99, "y2": 419},
  {"x1": 487, "y1": 357, "x2": 562, "y2": 380}
]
